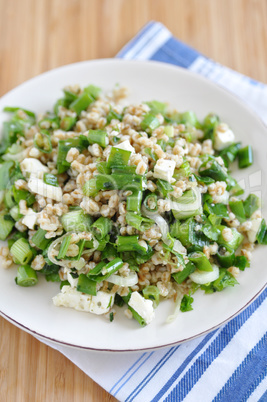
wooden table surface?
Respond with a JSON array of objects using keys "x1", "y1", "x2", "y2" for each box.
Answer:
[{"x1": 0, "y1": 0, "x2": 267, "y2": 401}]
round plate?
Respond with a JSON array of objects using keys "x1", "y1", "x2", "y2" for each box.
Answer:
[{"x1": 0, "y1": 59, "x2": 266, "y2": 352}]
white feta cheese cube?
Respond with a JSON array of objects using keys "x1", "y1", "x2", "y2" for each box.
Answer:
[
  {"x1": 89, "y1": 291, "x2": 115, "y2": 315},
  {"x1": 214, "y1": 123, "x2": 235, "y2": 151},
  {"x1": 128, "y1": 291, "x2": 155, "y2": 325},
  {"x1": 53, "y1": 286, "x2": 92, "y2": 311},
  {"x1": 21, "y1": 208, "x2": 37, "y2": 229},
  {"x1": 28, "y1": 177, "x2": 62, "y2": 202},
  {"x1": 153, "y1": 158, "x2": 176, "y2": 183},
  {"x1": 115, "y1": 140, "x2": 135, "y2": 154},
  {"x1": 52, "y1": 287, "x2": 114, "y2": 315},
  {"x1": 20, "y1": 158, "x2": 49, "y2": 179},
  {"x1": 247, "y1": 218, "x2": 262, "y2": 243}
]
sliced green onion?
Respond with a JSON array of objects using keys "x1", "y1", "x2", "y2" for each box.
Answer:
[
  {"x1": 97, "y1": 162, "x2": 111, "y2": 175},
  {"x1": 107, "y1": 109, "x2": 123, "y2": 124},
  {"x1": 87, "y1": 129, "x2": 108, "y2": 148},
  {"x1": 63, "y1": 89, "x2": 78, "y2": 102},
  {"x1": 238, "y1": 145, "x2": 253, "y2": 169},
  {"x1": 125, "y1": 212, "x2": 154, "y2": 231},
  {"x1": 15, "y1": 265, "x2": 38, "y2": 287},
  {"x1": 10, "y1": 238, "x2": 33, "y2": 265},
  {"x1": 84, "y1": 84, "x2": 101, "y2": 99},
  {"x1": 57, "y1": 235, "x2": 72, "y2": 260},
  {"x1": 126, "y1": 190, "x2": 142, "y2": 213},
  {"x1": 116, "y1": 236, "x2": 147, "y2": 254},
  {"x1": 91, "y1": 217, "x2": 112, "y2": 240},
  {"x1": 144, "y1": 193, "x2": 158, "y2": 212},
  {"x1": 156, "y1": 179, "x2": 173, "y2": 198},
  {"x1": 34, "y1": 131, "x2": 52, "y2": 153},
  {"x1": 38, "y1": 115, "x2": 60, "y2": 130},
  {"x1": 44, "y1": 173, "x2": 59, "y2": 187},
  {"x1": 256, "y1": 219, "x2": 267, "y2": 244},
  {"x1": 172, "y1": 188, "x2": 202, "y2": 220},
  {"x1": 77, "y1": 274, "x2": 97, "y2": 296},
  {"x1": 82, "y1": 178, "x2": 98, "y2": 197},
  {"x1": 0, "y1": 161, "x2": 14, "y2": 190},
  {"x1": 61, "y1": 209, "x2": 92, "y2": 232},
  {"x1": 173, "y1": 161, "x2": 191, "y2": 179},
  {"x1": 188, "y1": 251, "x2": 213, "y2": 272},
  {"x1": 219, "y1": 142, "x2": 241, "y2": 167},
  {"x1": 142, "y1": 285, "x2": 160, "y2": 306},
  {"x1": 140, "y1": 113, "x2": 160, "y2": 133},
  {"x1": 60, "y1": 116, "x2": 76, "y2": 131},
  {"x1": 172, "y1": 261, "x2": 196, "y2": 284},
  {"x1": 4, "y1": 188, "x2": 16, "y2": 209},
  {"x1": 69, "y1": 92, "x2": 94, "y2": 114},
  {"x1": 216, "y1": 245, "x2": 235, "y2": 268},
  {"x1": 217, "y1": 226, "x2": 244, "y2": 250},
  {"x1": 88, "y1": 258, "x2": 123, "y2": 282},
  {"x1": 229, "y1": 199, "x2": 246, "y2": 222},
  {"x1": 164, "y1": 125, "x2": 174, "y2": 137},
  {"x1": 107, "y1": 147, "x2": 131, "y2": 168},
  {"x1": 243, "y1": 194, "x2": 260, "y2": 218},
  {"x1": 145, "y1": 101, "x2": 168, "y2": 115},
  {"x1": 199, "y1": 159, "x2": 228, "y2": 181},
  {"x1": 4, "y1": 106, "x2": 35, "y2": 118},
  {"x1": 31, "y1": 228, "x2": 51, "y2": 250},
  {"x1": 0, "y1": 214, "x2": 14, "y2": 240},
  {"x1": 57, "y1": 138, "x2": 80, "y2": 174},
  {"x1": 13, "y1": 187, "x2": 35, "y2": 206},
  {"x1": 10, "y1": 205, "x2": 22, "y2": 221}
]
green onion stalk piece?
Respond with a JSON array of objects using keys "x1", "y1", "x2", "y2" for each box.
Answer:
[
  {"x1": 107, "y1": 147, "x2": 131, "y2": 168},
  {"x1": 91, "y1": 216, "x2": 112, "y2": 240},
  {"x1": 172, "y1": 261, "x2": 196, "y2": 284},
  {"x1": 116, "y1": 235, "x2": 148, "y2": 254},
  {"x1": 0, "y1": 214, "x2": 14, "y2": 240},
  {"x1": 142, "y1": 285, "x2": 160, "y2": 306},
  {"x1": 31, "y1": 228, "x2": 51, "y2": 250},
  {"x1": 60, "y1": 116, "x2": 77, "y2": 131},
  {"x1": 15, "y1": 265, "x2": 38, "y2": 287},
  {"x1": 10, "y1": 238, "x2": 33, "y2": 265},
  {"x1": 70, "y1": 92, "x2": 94, "y2": 115},
  {"x1": 87, "y1": 130, "x2": 108, "y2": 148},
  {"x1": 77, "y1": 274, "x2": 97, "y2": 296},
  {"x1": 34, "y1": 131, "x2": 52, "y2": 153},
  {"x1": 87, "y1": 258, "x2": 123, "y2": 282},
  {"x1": 61, "y1": 209, "x2": 93, "y2": 232},
  {"x1": 238, "y1": 145, "x2": 253, "y2": 169},
  {"x1": 216, "y1": 245, "x2": 235, "y2": 268},
  {"x1": 188, "y1": 251, "x2": 213, "y2": 272}
]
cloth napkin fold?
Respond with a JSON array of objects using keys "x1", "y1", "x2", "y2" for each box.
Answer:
[{"x1": 40, "y1": 22, "x2": 267, "y2": 402}]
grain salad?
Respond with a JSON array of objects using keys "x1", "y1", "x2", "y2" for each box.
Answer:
[{"x1": 0, "y1": 83, "x2": 266, "y2": 326}]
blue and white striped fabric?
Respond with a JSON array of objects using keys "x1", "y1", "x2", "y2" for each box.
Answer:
[{"x1": 43, "y1": 22, "x2": 267, "y2": 402}]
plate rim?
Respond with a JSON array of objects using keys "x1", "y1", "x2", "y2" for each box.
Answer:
[{"x1": 0, "y1": 58, "x2": 267, "y2": 352}]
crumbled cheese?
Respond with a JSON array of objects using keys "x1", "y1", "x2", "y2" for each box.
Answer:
[
  {"x1": 28, "y1": 177, "x2": 63, "y2": 202},
  {"x1": 128, "y1": 291, "x2": 155, "y2": 325},
  {"x1": 115, "y1": 140, "x2": 135, "y2": 154},
  {"x1": 214, "y1": 123, "x2": 235, "y2": 151},
  {"x1": 53, "y1": 286, "x2": 114, "y2": 315},
  {"x1": 153, "y1": 158, "x2": 176, "y2": 183},
  {"x1": 20, "y1": 158, "x2": 49, "y2": 178},
  {"x1": 21, "y1": 208, "x2": 37, "y2": 229}
]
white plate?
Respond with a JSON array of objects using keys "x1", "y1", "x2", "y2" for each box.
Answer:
[{"x1": 0, "y1": 59, "x2": 266, "y2": 352}]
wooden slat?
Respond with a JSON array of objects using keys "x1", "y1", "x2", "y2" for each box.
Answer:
[{"x1": 0, "y1": 0, "x2": 267, "y2": 401}]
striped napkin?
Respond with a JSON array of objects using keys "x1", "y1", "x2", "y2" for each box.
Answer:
[{"x1": 42, "y1": 22, "x2": 267, "y2": 402}]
